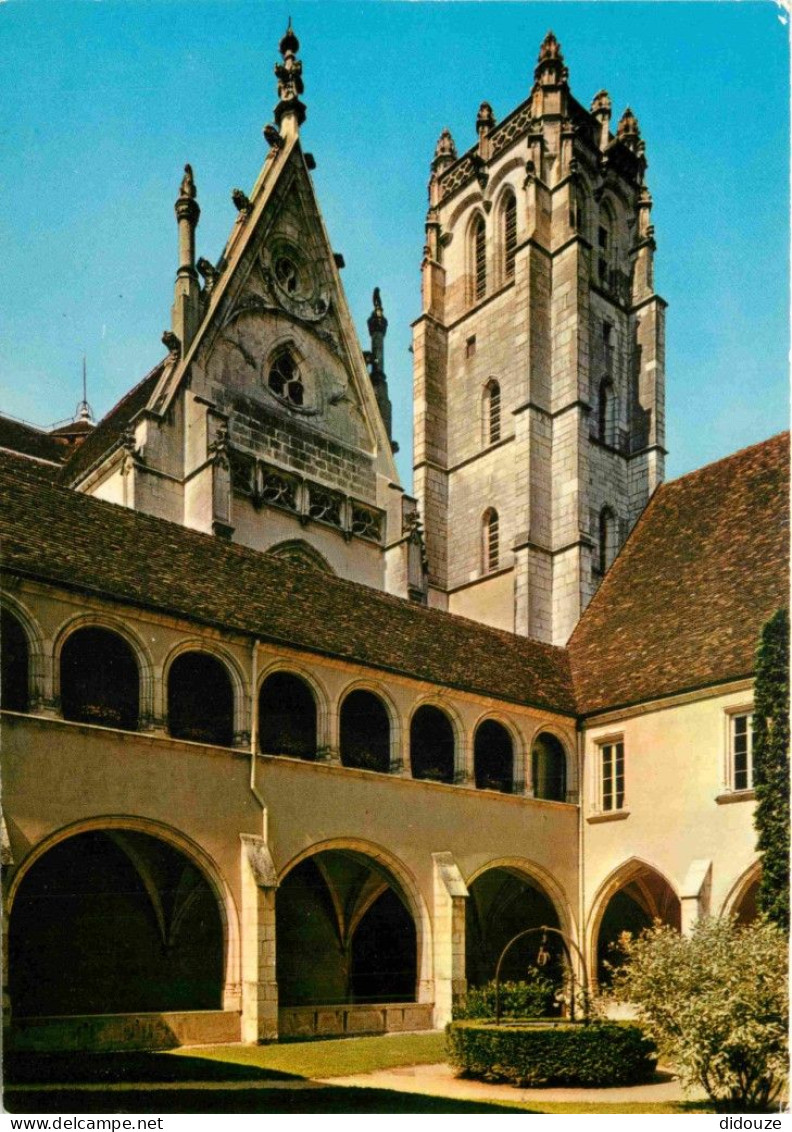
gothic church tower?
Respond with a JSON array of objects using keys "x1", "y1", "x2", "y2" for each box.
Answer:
[{"x1": 413, "y1": 33, "x2": 666, "y2": 644}]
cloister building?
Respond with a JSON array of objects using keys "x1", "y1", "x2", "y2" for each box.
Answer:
[{"x1": 0, "y1": 25, "x2": 787, "y2": 1051}]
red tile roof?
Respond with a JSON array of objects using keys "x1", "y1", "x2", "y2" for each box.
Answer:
[
  {"x1": 0, "y1": 449, "x2": 576, "y2": 716},
  {"x1": 0, "y1": 415, "x2": 65, "y2": 468},
  {"x1": 569, "y1": 433, "x2": 790, "y2": 715}
]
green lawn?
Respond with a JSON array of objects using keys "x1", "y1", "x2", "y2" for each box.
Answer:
[
  {"x1": 170, "y1": 1031, "x2": 448, "y2": 1079},
  {"x1": 4, "y1": 1032, "x2": 719, "y2": 1114}
]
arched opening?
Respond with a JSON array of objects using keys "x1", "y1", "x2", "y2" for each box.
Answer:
[
  {"x1": 472, "y1": 214, "x2": 486, "y2": 302},
  {"x1": 60, "y1": 626, "x2": 139, "y2": 731},
  {"x1": 531, "y1": 732, "x2": 567, "y2": 801},
  {"x1": 276, "y1": 849, "x2": 417, "y2": 1006},
  {"x1": 339, "y1": 689, "x2": 391, "y2": 773},
  {"x1": 598, "y1": 378, "x2": 614, "y2": 446},
  {"x1": 268, "y1": 349, "x2": 304, "y2": 407},
  {"x1": 474, "y1": 720, "x2": 513, "y2": 793},
  {"x1": 410, "y1": 704, "x2": 455, "y2": 783},
  {"x1": 466, "y1": 866, "x2": 563, "y2": 1006},
  {"x1": 502, "y1": 193, "x2": 517, "y2": 280},
  {"x1": 168, "y1": 651, "x2": 235, "y2": 747},
  {"x1": 258, "y1": 671, "x2": 317, "y2": 760},
  {"x1": 733, "y1": 878, "x2": 760, "y2": 925},
  {"x1": 1, "y1": 608, "x2": 29, "y2": 712},
  {"x1": 483, "y1": 380, "x2": 501, "y2": 446},
  {"x1": 267, "y1": 540, "x2": 334, "y2": 574},
  {"x1": 9, "y1": 829, "x2": 224, "y2": 1017},
  {"x1": 483, "y1": 507, "x2": 500, "y2": 572},
  {"x1": 595, "y1": 864, "x2": 681, "y2": 985},
  {"x1": 596, "y1": 203, "x2": 616, "y2": 289}
]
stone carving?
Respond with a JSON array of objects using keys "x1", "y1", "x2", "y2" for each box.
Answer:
[
  {"x1": 263, "y1": 123, "x2": 284, "y2": 150},
  {"x1": 232, "y1": 188, "x2": 252, "y2": 215},
  {"x1": 197, "y1": 257, "x2": 219, "y2": 298},
  {"x1": 161, "y1": 330, "x2": 181, "y2": 359}
]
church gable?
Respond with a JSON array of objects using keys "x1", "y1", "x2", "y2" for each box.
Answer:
[{"x1": 190, "y1": 144, "x2": 383, "y2": 503}]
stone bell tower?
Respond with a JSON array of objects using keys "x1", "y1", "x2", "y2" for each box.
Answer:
[{"x1": 412, "y1": 32, "x2": 666, "y2": 645}]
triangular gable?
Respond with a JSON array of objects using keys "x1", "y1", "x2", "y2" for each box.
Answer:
[{"x1": 148, "y1": 136, "x2": 399, "y2": 484}]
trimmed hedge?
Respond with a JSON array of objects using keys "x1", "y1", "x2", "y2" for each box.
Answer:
[
  {"x1": 454, "y1": 976, "x2": 559, "y2": 1021},
  {"x1": 446, "y1": 1020, "x2": 657, "y2": 1088}
]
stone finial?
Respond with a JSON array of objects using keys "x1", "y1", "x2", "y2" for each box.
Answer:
[
  {"x1": 591, "y1": 90, "x2": 611, "y2": 117},
  {"x1": 431, "y1": 127, "x2": 457, "y2": 175},
  {"x1": 476, "y1": 101, "x2": 496, "y2": 132},
  {"x1": 274, "y1": 18, "x2": 306, "y2": 134},
  {"x1": 175, "y1": 163, "x2": 200, "y2": 227},
  {"x1": 367, "y1": 287, "x2": 388, "y2": 343},
  {"x1": 534, "y1": 30, "x2": 568, "y2": 84},
  {"x1": 617, "y1": 106, "x2": 641, "y2": 151}
]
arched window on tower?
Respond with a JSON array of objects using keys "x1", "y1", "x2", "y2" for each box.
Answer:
[
  {"x1": 598, "y1": 378, "x2": 614, "y2": 446},
  {"x1": 483, "y1": 380, "x2": 501, "y2": 446},
  {"x1": 483, "y1": 508, "x2": 499, "y2": 573},
  {"x1": 502, "y1": 193, "x2": 517, "y2": 281},
  {"x1": 267, "y1": 349, "x2": 304, "y2": 407},
  {"x1": 472, "y1": 215, "x2": 486, "y2": 303},
  {"x1": 598, "y1": 506, "x2": 617, "y2": 575}
]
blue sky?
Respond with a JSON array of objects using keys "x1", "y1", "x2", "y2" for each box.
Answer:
[{"x1": 0, "y1": 1, "x2": 788, "y2": 487}]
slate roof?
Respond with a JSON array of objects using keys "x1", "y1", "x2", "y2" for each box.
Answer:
[
  {"x1": 59, "y1": 362, "x2": 165, "y2": 486},
  {"x1": 0, "y1": 415, "x2": 65, "y2": 468},
  {"x1": 0, "y1": 449, "x2": 576, "y2": 716},
  {"x1": 569, "y1": 432, "x2": 790, "y2": 716}
]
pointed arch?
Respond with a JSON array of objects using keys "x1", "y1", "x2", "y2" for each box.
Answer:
[
  {"x1": 469, "y1": 212, "x2": 487, "y2": 304},
  {"x1": 267, "y1": 539, "x2": 335, "y2": 574},
  {"x1": 721, "y1": 860, "x2": 762, "y2": 925},
  {"x1": 482, "y1": 379, "x2": 501, "y2": 446},
  {"x1": 482, "y1": 507, "x2": 500, "y2": 572},
  {"x1": 501, "y1": 190, "x2": 517, "y2": 281}
]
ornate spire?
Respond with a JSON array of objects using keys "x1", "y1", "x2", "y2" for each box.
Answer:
[
  {"x1": 534, "y1": 30, "x2": 568, "y2": 85},
  {"x1": 431, "y1": 127, "x2": 457, "y2": 174},
  {"x1": 617, "y1": 106, "x2": 641, "y2": 151},
  {"x1": 366, "y1": 288, "x2": 396, "y2": 452},
  {"x1": 590, "y1": 90, "x2": 612, "y2": 150},
  {"x1": 274, "y1": 18, "x2": 306, "y2": 137},
  {"x1": 172, "y1": 163, "x2": 201, "y2": 350}
]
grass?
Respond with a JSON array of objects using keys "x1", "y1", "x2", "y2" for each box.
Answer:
[
  {"x1": 3, "y1": 1032, "x2": 719, "y2": 1114},
  {"x1": 169, "y1": 1031, "x2": 448, "y2": 1079}
]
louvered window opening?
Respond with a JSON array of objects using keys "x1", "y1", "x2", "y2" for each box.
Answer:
[
  {"x1": 504, "y1": 196, "x2": 517, "y2": 279},
  {"x1": 488, "y1": 383, "x2": 501, "y2": 444},
  {"x1": 486, "y1": 511, "x2": 499, "y2": 571},
  {"x1": 474, "y1": 219, "x2": 486, "y2": 301}
]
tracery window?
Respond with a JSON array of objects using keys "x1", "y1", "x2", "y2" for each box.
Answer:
[{"x1": 268, "y1": 351, "x2": 304, "y2": 406}]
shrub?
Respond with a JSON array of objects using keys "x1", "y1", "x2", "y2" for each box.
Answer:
[
  {"x1": 445, "y1": 1020, "x2": 657, "y2": 1087},
  {"x1": 610, "y1": 917, "x2": 788, "y2": 1111},
  {"x1": 454, "y1": 973, "x2": 559, "y2": 1020}
]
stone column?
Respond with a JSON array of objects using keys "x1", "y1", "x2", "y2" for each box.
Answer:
[
  {"x1": 432, "y1": 852, "x2": 468, "y2": 1027},
  {"x1": 680, "y1": 859, "x2": 712, "y2": 937},
  {"x1": 240, "y1": 834, "x2": 279, "y2": 1042}
]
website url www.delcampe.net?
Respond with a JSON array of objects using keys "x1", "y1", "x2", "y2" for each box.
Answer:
[{"x1": 9, "y1": 1120, "x2": 164, "y2": 1130}]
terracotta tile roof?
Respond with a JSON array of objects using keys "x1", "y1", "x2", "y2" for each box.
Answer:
[
  {"x1": 0, "y1": 415, "x2": 64, "y2": 468},
  {"x1": 58, "y1": 362, "x2": 165, "y2": 486},
  {"x1": 569, "y1": 433, "x2": 790, "y2": 716},
  {"x1": 0, "y1": 449, "x2": 576, "y2": 716}
]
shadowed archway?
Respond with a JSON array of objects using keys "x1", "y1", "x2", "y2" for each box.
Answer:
[
  {"x1": 593, "y1": 862, "x2": 681, "y2": 985},
  {"x1": 276, "y1": 849, "x2": 417, "y2": 1006},
  {"x1": 9, "y1": 829, "x2": 224, "y2": 1017}
]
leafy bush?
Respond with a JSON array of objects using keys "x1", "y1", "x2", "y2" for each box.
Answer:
[
  {"x1": 445, "y1": 1020, "x2": 657, "y2": 1087},
  {"x1": 454, "y1": 973, "x2": 559, "y2": 1020},
  {"x1": 610, "y1": 917, "x2": 788, "y2": 1111}
]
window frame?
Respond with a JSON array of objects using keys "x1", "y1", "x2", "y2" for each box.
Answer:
[
  {"x1": 482, "y1": 508, "x2": 500, "y2": 573},
  {"x1": 598, "y1": 736, "x2": 626, "y2": 813},
  {"x1": 725, "y1": 706, "x2": 756, "y2": 794}
]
